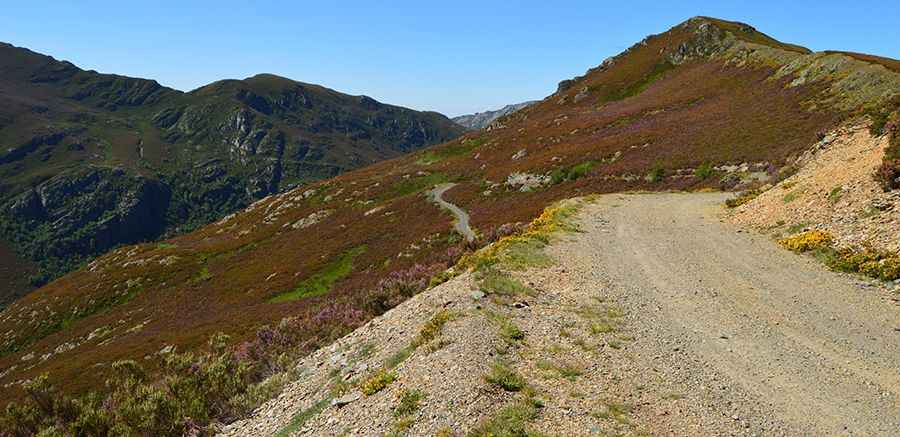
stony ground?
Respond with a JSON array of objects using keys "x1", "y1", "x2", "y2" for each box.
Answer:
[
  {"x1": 222, "y1": 193, "x2": 900, "y2": 436},
  {"x1": 730, "y1": 122, "x2": 900, "y2": 252}
]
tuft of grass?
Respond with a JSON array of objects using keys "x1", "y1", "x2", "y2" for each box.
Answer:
[
  {"x1": 725, "y1": 189, "x2": 762, "y2": 208},
  {"x1": 360, "y1": 369, "x2": 396, "y2": 396},
  {"x1": 782, "y1": 191, "x2": 799, "y2": 203},
  {"x1": 411, "y1": 310, "x2": 456, "y2": 348},
  {"x1": 157, "y1": 242, "x2": 178, "y2": 250},
  {"x1": 269, "y1": 245, "x2": 367, "y2": 303},
  {"x1": 485, "y1": 362, "x2": 526, "y2": 392},
  {"x1": 275, "y1": 398, "x2": 331, "y2": 437},
  {"x1": 394, "y1": 389, "x2": 425, "y2": 417},
  {"x1": 827, "y1": 186, "x2": 844, "y2": 204},
  {"x1": 536, "y1": 360, "x2": 583, "y2": 381},
  {"x1": 592, "y1": 400, "x2": 633, "y2": 424},
  {"x1": 500, "y1": 321, "x2": 525, "y2": 344},
  {"x1": 477, "y1": 269, "x2": 535, "y2": 296},
  {"x1": 468, "y1": 397, "x2": 542, "y2": 437}
]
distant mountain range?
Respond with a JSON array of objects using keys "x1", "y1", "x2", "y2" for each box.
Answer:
[
  {"x1": 452, "y1": 101, "x2": 538, "y2": 129},
  {"x1": 0, "y1": 42, "x2": 464, "y2": 299}
]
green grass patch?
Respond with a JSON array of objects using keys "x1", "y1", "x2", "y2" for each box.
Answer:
[
  {"x1": 550, "y1": 160, "x2": 598, "y2": 185},
  {"x1": 275, "y1": 397, "x2": 331, "y2": 437},
  {"x1": 269, "y1": 245, "x2": 367, "y2": 303},
  {"x1": 380, "y1": 172, "x2": 450, "y2": 200},
  {"x1": 156, "y1": 242, "x2": 178, "y2": 250},
  {"x1": 782, "y1": 191, "x2": 799, "y2": 203},
  {"x1": 416, "y1": 137, "x2": 484, "y2": 165},
  {"x1": 592, "y1": 400, "x2": 633, "y2": 424},
  {"x1": 596, "y1": 61, "x2": 675, "y2": 103},
  {"x1": 485, "y1": 362, "x2": 526, "y2": 392}
]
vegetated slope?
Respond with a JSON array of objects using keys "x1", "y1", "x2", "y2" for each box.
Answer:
[
  {"x1": 2, "y1": 16, "x2": 899, "y2": 417},
  {"x1": 0, "y1": 43, "x2": 464, "y2": 290},
  {"x1": 730, "y1": 122, "x2": 900, "y2": 253},
  {"x1": 452, "y1": 101, "x2": 538, "y2": 130},
  {"x1": 226, "y1": 193, "x2": 900, "y2": 436}
]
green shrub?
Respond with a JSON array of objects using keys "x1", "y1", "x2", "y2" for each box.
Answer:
[
  {"x1": 646, "y1": 165, "x2": 666, "y2": 183},
  {"x1": 694, "y1": 162, "x2": 715, "y2": 180},
  {"x1": 550, "y1": 161, "x2": 597, "y2": 185},
  {"x1": 394, "y1": 389, "x2": 425, "y2": 417}
]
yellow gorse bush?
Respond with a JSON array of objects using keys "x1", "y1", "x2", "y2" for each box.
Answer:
[{"x1": 778, "y1": 230, "x2": 833, "y2": 252}]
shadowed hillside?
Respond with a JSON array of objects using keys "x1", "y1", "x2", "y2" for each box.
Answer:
[{"x1": 0, "y1": 44, "x2": 463, "y2": 291}]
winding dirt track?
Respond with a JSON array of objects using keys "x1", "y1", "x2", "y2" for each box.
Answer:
[
  {"x1": 428, "y1": 183, "x2": 476, "y2": 242},
  {"x1": 570, "y1": 193, "x2": 900, "y2": 435}
]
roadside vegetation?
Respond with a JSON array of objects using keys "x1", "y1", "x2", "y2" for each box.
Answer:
[{"x1": 779, "y1": 231, "x2": 900, "y2": 281}]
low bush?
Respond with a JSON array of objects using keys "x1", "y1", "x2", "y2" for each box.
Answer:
[
  {"x1": 694, "y1": 162, "x2": 715, "y2": 180},
  {"x1": 778, "y1": 230, "x2": 833, "y2": 252},
  {"x1": 724, "y1": 189, "x2": 762, "y2": 208},
  {"x1": 360, "y1": 369, "x2": 396, "y2": 396},
  {"x1": 550, "y1": 161, "x2": 597, "y2": 185}
]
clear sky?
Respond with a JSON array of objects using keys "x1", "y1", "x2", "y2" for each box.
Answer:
[{"x1": 2, "y1": 1, "x2": 898, "y2": 117}]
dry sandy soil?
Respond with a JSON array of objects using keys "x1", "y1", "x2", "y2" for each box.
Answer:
[{"x1": 223, "y1": 193, "x2": 900, "y2": 436}]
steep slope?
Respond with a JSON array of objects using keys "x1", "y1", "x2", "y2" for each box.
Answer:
[
  {"x1": 452, "y1": 101, "x2": 538, "y2": 130},
  {"x1": 2, "y1": 17, "x2": 899, "y2": 431},
  {"x1": 0, "y1": 43, "x2": 463, "y2": 290}
]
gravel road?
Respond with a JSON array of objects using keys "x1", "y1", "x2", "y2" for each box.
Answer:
[
  {"x1": 567, "y1": 193, "x2": 900, "y2": 435},
  {"x1": 428, "y1": 183, "x2": 476, "y2": 242}
]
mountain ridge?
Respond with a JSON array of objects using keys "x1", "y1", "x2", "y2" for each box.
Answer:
[
  {"x1": 452, "y1": 101, "x2": 539, "y2": 130},
  {"x1": 0, "y1": 42, "x2": 464, "y2": 298}
]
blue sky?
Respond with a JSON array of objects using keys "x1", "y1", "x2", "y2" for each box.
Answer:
[{"x1": 2, "y1": 1, "x2": 898, "y2": 116}]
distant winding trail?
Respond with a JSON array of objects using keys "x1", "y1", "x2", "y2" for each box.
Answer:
[
  {"x1": 428, "y1": 183, "x2": 476, "y2": 242},
  {"x1": 562, "y1": 193, "x2": 900, "y2": 435}
]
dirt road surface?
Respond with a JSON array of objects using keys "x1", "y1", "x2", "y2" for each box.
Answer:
[{"x1": 566, "y1": 193, "x2": 900, "y2": 435}]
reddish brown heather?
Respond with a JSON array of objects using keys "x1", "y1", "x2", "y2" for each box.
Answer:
[{"x1": 0, "y1": 17, "x2": 880, "y2": 404}]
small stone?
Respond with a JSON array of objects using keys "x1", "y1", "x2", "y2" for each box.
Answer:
[
  {"x1": 470, "y1": 290, "x2": 486, "y2": 300},
  {"x1": 331, "y1": 392, "x2": 360, "y2": 408}
]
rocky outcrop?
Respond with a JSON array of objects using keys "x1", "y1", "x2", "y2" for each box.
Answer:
[
  {"x1": 1, "y1": 167, "x2": 169, "y2": 284},
  {"x1": 452, "y1": 101, "x2": 538, "y2": 130}
]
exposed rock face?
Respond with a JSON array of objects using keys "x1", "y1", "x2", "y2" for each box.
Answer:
[
  {"x1": 1, "y1": 167, "x2": 169, "y2": 282},
  {"x1": 452, "y1": 101, "x2": 538, "y2": 130}
]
